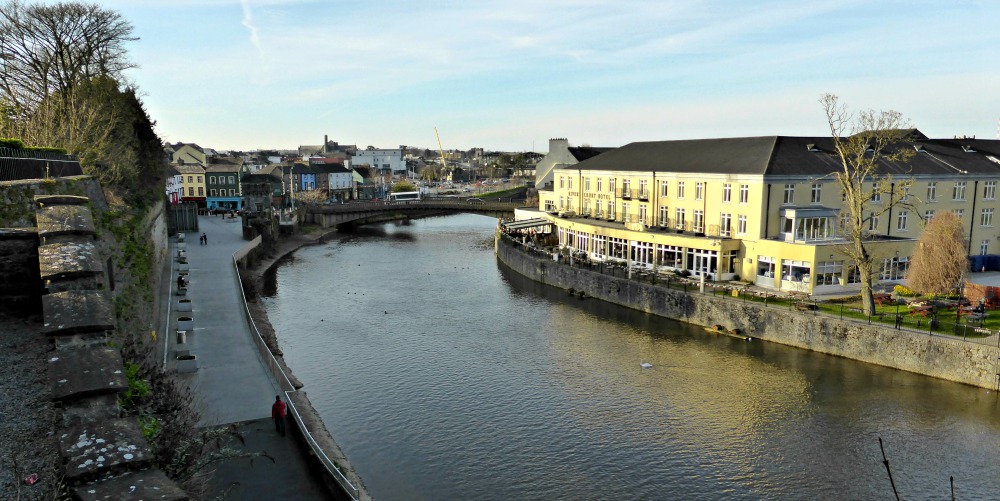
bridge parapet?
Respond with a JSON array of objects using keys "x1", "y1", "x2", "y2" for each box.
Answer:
[{"x1": 304, "y1": 199, "x2": 523, "y2": 228}]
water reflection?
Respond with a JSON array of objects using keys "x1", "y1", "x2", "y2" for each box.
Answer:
[{"x1": 264, "y1": 215, "x2": 1000, "y2": 501}]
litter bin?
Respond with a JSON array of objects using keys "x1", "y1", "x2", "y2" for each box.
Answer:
[{"x1": 176, "y1": 330, "x2": 187, "y2": 344}]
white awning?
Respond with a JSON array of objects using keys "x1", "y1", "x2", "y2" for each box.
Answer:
[{"x1": 504, "y1": 218, "x2": 551, "y2": 231}]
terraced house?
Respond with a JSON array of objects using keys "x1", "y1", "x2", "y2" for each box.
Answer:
[{"x1": 535, "y1": 131, "x2": 1000, "y2": 295}]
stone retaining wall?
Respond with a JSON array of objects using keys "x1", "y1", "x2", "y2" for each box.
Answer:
[{"x1": 496, "y1": 236, "x2": 1000, "y2": 389}]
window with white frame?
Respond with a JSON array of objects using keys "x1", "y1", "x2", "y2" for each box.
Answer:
[
  {"x1": 981, "y1": 208, "x2": 994, "y2": 227},
  {"x1": 656, "y1": 244, "x2": 683, "y2": 268},
  {"x1": 597, "y1": 178, "x2": 603, "y2": 192},
  {"x1": 868, "y1": 213, "x2": 879, "y2": 232},
  {"x1": 559, "y1": 177, "x2": 564, "y2": 188},
  {"x1": 954, "y1": 209, "x2": 965, "y2": 219},
  {"x1": 737, "y1": 215, "x2": 747, "y2": 234},
  {"x1": 814, "y1": 261, "x2": 844, "y2": 286},
  {"x1": 621, "y1": 179, "x2": 630, "y2": 196},
  {"x1": 783, "y1": 184, "x2": 794, "y2": 204},
  {"x1": 897, "y1": 210, "x2": 908, "y2": 231},
  {"x1": 871, "y1": 183, "x2": 881, "y2": 203},
  {"x1": 677, "y1": 182, "x2": 685, "y2": 199},
  {"x1": 229, "y1": 189, "x2": 235, "y2": 196},
  {"x1": 739, "y1": 184, "x2": 749, "y2": 204},
  {"x1": 675, "y1": 208, "x2": 686, "y2": 230},
  {"x1": 660, "y1": 180, "x2": 668, "y2": 196},
  {"x1": 953, "y1": 181, "x2": 966, "y2": 200},
  {"x1": 720, "y1": 213, "x2": 732, "y2": 237},
  {"x1": 639, "y1": 180, "x2": 647, "y2": 197},
  {"x1": 722, "y1": 183, "x2": 732, "y2": 203},
  {"x1": 209, "y1": 176, "x2": 216, "y2": 184},
  {"x1": 559, "y1": 197, "x2": 564, "y2": 209},
  {"x1": 811, "y1": 183, "x2": 822, "y2": 203},
  {"x1": 982, "y1": 240, "x2": 990, "y2": 256},
  {"x1": 927, "y1": 182, "x2": 937, "y2": 202},
  {"x1": 607, "y1": 201, "x2": 615, "y2": 219},
  {"x1": 210, "y1": 189, "x2": 217, "y2": 196},
  {"x1": 695, "y1": 182, "x2": 704, "y2": 200},
  {"x1": 924, "y1": 210, "x2": 935, "y2": 222},
  {"x1": 985, "y1": 181, "x2": 997, "y2": 200},
  {"x1": 609, "y1": 179, "x2": 615, "y2": 194},
  {"x1": 879, "y1": 257, "x2": 908, "y2": 281},
  {"x1": 639, "y1": 204, "x2": 647, "y2": 225},
  {"x1": 659, "y1": 206, "x2": 669, "y2": 226},
  {"x1": 568, "y1": 177, "x2": 573, "y2": 189},
  {"x1": 585, "y1": 178, "x2": 591, "y2": 191},
  {"x1": 622, "y1": 203, "x2": 630, "y2": 222},
  {"x1": 693, "y1": 210, "x2": 704, "y2": 232}
]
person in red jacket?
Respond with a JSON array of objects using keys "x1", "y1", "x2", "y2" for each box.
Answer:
[{"x1": 271, "y1": 395, "x2": 287, "y2": 437}]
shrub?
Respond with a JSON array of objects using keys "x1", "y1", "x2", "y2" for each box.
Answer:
[{"x1": 894, "y1": 285, "x2": 917, "y2": 297}]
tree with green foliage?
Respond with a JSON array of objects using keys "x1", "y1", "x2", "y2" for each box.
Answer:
[
  {"x1": 391, "y1": 180, "x2": 417, "y2": 192},
  {"x1": 906, "y1": 212, "x2": 968, "y2": 296},
  {"x1": 822, "y1": 93, "x2": 914, "y2": 316}
]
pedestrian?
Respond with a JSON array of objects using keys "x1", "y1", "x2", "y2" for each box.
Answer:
[
  {"x1": 177, "y1": 275, "x2": 185, "y2": 289},
  {"x1": 272, "y1": 395, "x2": 286, "y2": 436},
  {"x1": 201, "y1": 233, "x2": 208, "y2": 245}
]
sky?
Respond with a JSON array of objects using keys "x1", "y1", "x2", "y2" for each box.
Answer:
[{"x1": 89, "y1": 0, "x2": 1000, "y2": 153}]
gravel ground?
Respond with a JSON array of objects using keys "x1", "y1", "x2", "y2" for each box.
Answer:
[{"x1": 0, "y1": 313, "x2": 61, "y2": 500}]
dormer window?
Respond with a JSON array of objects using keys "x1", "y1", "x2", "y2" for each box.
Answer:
[
  {"x1": 806, "y1": 143, "x2": 820, "y2": 152},
  {"x1": 962, "y1": 145, "x2": 976, "y2": 153},
  {"x1": 914, "y1": 145, "x2": 927, "y2": 153}
]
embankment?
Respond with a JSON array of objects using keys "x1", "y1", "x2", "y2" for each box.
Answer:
[{"x1": 496, "y1": 235, "x2": 1000, "y2": 390}]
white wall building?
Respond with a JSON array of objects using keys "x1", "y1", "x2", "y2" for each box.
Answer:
[{"x1": 351, "y1": 148, "x2": 406, "y2": 173}]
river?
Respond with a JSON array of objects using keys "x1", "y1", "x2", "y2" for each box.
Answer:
[{"x1": 261, "y1": 214, "x2": 1000, "y2": 500}]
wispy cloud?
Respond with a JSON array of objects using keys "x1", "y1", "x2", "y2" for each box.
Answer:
[{"x1": 240, "y1": 0, "x2": 262, "y2": 54}]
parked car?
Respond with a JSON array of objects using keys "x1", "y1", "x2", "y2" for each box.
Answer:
[{"x1": 466, "y1": 197, "x2": 485, "y2": 204}]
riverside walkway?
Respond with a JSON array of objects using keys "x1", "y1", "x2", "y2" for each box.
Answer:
[{"x1": 161, "y1": 215, "x2": 332, "y2": 500}]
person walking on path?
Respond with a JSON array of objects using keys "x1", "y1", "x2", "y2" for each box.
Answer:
[
  {"x1": 272, "y1": 395, "x2": 287, "y2": 437},
  {"x1": 201, "y1": 232, "x2": 208, "y2": 245}
]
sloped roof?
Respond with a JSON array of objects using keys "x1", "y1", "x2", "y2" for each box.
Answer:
[
  {"x1": 568, "y1": 146, "x2": 614, "y2": 162},
  {"x1": 561, "y1": 133, "x2": 1000, "y2": 178}
]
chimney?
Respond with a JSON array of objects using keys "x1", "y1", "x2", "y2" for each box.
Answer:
[{"x1": 324, "y1": 135, "x2": 328, "y2": 153}]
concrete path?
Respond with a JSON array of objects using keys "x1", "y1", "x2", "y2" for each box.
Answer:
[{"x1": 163, "y1": 215, "x2": 331, "y2": 500}]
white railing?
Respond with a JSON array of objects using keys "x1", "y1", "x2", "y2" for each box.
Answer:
[{"x1": 231, "y1": 239, "x2": 361, "y2": 500}]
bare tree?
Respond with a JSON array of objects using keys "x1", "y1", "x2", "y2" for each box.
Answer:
[
  {"x1": 906, "y1": 212, "x2": 968, "y2": 295},
  {"x1": 0, "y1": 1, "x2": 137, "y2": 111},
  {"x1": 822, "y1": 93, "x2": 914, "y2": 315}
]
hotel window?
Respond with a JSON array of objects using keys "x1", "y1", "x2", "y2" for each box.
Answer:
[
  {"x1": 660, "y1": 180, "x2": 669, "y2": 197},
  {"x1": 720, "y1": 213, "x2": 732, "y2": 237},
  {"x1": 583, "y1": 200, "x2": 590, "y2": 215},
  {"x1": 675, "y1": 208, "x2": 686, "y2": 230},
  {"x1": 868, "y1": 213, "x2": 879, "y2": 232},
  {"x1": 953, "y1": 181, "x2": 966, "y2": 200},
  {"x1": 981, "y1": 208, "x2": 994, "y2": 227},
  {"x1": 622, "y1": 203, "x2": 630, "y2": 222},
  {"x1": 896, "y1": 210, "x2": 908, "y2": 231},
  {"x1": 659, "y1": 206, "x2": 669, "y2": 226},
  {"x1": 585, "y1": 178, "x2": 591, "y2": 191},
  {"x1": 739, "y1": 184, "x2": 749, "y2": 204},
  {"x1": 607, "y1": 201, "x2": 615, "y2": 219},
  {"x1": 783, "y1": 184, "x2": 794, "y2": 204},
  {"x1": 639, "y1": 180, "x2": 647, "y2": 197},
  {"x1": 639, "y1": 204, "x2": 647, "y2": 224},
  {"x1": 622, "y1": 179, "x2": 630, "y2": 196},
  {"x1": 559, "y1": 197, "x2": 564, "y2": 209},
  {"x1": 982, "y1": 240, "x2": 990, "y2": 256},
  {"x1": 693, "y1": 210, "x2": 704, "y2": 232},
  {"x1": 559, "y1": 177, "x2": 564, "y2": 189},
  {"x1": 871, "y1": 183, "x2": 881, "y2": 203},
  {"x1": 722, "y1": 183, "x2": 732, "y2": 203},
  {"x1": 677, "y1": 182, "x2": 685, "y2": 199},
  {"x1": 695, "y1": 182, "x2": 704, "y2": 201},
  {"x1": 811, "y1": 183, "x2": 822, "y2": 203},
  {"x1": 597, "y1": 178, "x2": 602, "y2": 192},
  {"x1": 609, "y1": 179, "x2": 615, "y2": 194},
  {"x1": 568, "y1": 177, "x2": 573, "y2": 189},
  {"x1": 926, "y1": 182, "x2": 937, "y2": 201},
  {"x1": 737, "y1": 215, "x2": 747, "y2": 234},
  {"x1": 985, "y1": 181, "x2": 997, "y2": 200}
]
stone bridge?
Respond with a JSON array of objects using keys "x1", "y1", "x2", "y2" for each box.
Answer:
[{"x1": 303, "y1": 198, "x2": 523, "y2": 227}]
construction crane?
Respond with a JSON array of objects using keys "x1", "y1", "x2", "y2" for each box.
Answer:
[{"x1": 434, "y1": 127, "x2": 449, "y2": 181}]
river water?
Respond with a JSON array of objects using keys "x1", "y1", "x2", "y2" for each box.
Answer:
[{"x1": 261, "y1": 214, "x2": 1000, "y2": 500}]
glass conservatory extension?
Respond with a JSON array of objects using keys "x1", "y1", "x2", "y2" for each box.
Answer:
[{"x1": 779, "y1": 207, "x2": 839, "y2": 242}]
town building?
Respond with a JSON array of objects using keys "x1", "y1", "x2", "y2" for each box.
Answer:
[
  {"x1": 534, "y1": 138, "x2": 613, "y2": 190},
  {"x1": 350, "y1": 147, "x2": 406, "y2": 175},
  {"x1": 205, "y1": 158, "x2": 247, "y2": 211},
  {"x1": 174, "y1": 164, "x2": 206, "y2": 207},
  {"x1": 533, "y1": 131, "x2": 1000, "y2": 295}
]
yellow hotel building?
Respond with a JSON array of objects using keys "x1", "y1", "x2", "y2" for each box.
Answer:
[{"x1": 531, "y1": 132, "x2": 1000, "y2": 295}]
